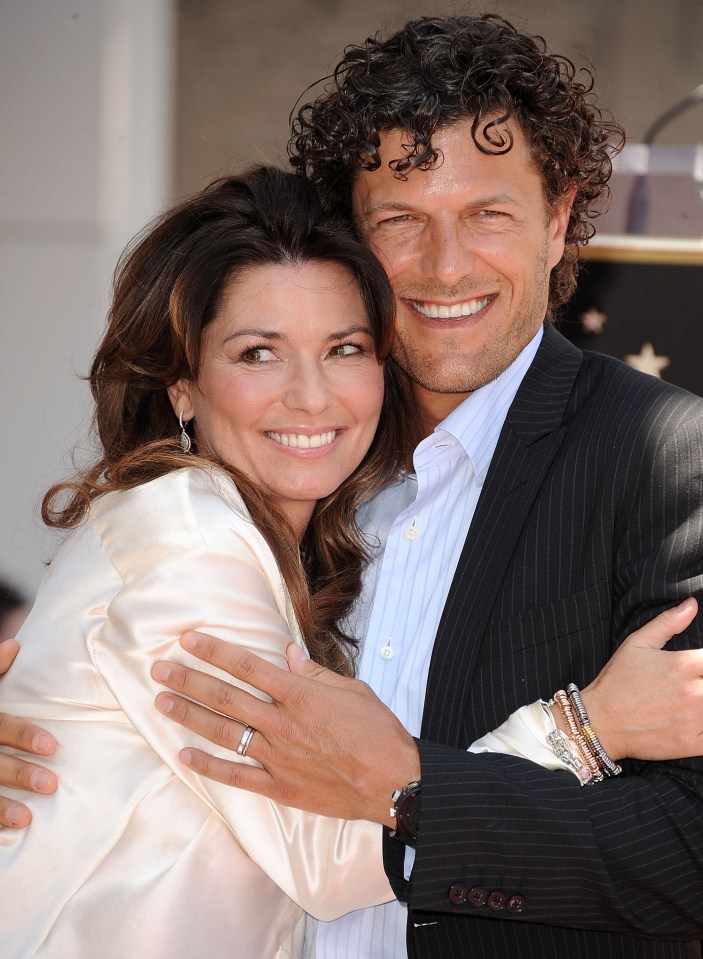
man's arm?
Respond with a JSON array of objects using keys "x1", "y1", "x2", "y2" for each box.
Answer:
[
  {"x1": 405, "y1": 407, "x2": 703, "y2": 937},
  {"x1": 152, "y1": 597, "x2": 703, "y2": 937},
  {"x1": 0, "y1": 639, "x2": 58, "y2": 828},
  {"x1": 153, "y1": 632, "x2": 419, "y2": 827},
  {"x1": 151, "y1": 598, "x2": 703, "y2": 817}
]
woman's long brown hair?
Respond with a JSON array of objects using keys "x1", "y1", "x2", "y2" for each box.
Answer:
[{"x1": 43, "y1": 166, "x2": 415, "y2": 675}]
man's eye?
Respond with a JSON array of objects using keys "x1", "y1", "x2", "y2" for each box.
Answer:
[{"x1": 379, "y1": 214, "x2": 414, "y2": 225}]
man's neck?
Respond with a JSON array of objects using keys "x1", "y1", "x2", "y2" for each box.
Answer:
[{"x1": 415, "y1": 386, "x2": 471, "y2": 438}]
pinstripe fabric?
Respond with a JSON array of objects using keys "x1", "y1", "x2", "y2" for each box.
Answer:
[
  {"x1": 384, "y1": 324, "x2": 703, "y2": 958},
  {"x1": 312, "y1": 331, "x2": 543, "y2": 959}
]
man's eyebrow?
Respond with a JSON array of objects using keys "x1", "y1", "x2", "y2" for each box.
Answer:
[
  {"x1": 361, "y1": 201, "x2": 421, "y2": 216},
  {"x1": 362, "y1": 193, "x2": 521, "y2": 216}
]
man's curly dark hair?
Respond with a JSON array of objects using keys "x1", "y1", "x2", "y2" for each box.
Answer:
[{"x1": 289, "y1": 13, "x2": 624, "y2": 314}]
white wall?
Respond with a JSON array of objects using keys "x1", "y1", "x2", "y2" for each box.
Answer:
[
  {"x1": 175, "y1": 0, "x2": 703, "y2": 196},
  {"x1": 0, "y1": 0, "x2": 175, "y2": 599}
]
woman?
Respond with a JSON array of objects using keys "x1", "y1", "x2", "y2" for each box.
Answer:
[
  {"x1": 0, "y1": 165, "x2": 409, "y2": 959},
  {"x1": 0, "y1": 166, "x2": 696, "y2": 958}
]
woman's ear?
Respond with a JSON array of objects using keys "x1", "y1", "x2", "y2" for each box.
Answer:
[{"x1": 167, "y1": 380, "x2": 195, "y2": 422}]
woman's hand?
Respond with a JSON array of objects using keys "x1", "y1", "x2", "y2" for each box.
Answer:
[
  {"x1": 580, "y1": 598, "x2": 702, "y2": 761},
  {"x1": 0, "y1": 638, "x2": 58, "y2": 828}
]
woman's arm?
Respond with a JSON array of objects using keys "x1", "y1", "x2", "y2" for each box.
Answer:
[{"x1": 85, "y1": 470, "x2": 393, "y2": 921}]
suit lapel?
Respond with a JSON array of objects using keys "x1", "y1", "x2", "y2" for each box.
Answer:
[{"x1": 421, "y1": 326, "x2": 583, "y2": 744}]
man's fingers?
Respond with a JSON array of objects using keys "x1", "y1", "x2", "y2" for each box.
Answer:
[
  {"x1": 624, "y1": 597, "x2": 699, "y2": 651},
  {"x1": 180, "y1": 632, "x2": 293, "y2": 699},
  {"x1": 285, "y1": 642, "x2": 331, "y2": 680},
  {"x1": 0, "y1": 638, "x2": 20, "y2": 675},
  {"x1": 155, "y1": 693, "x2": 279, "y2": 774},
  {"x1": 180, "y1": 747, "x2": 273, "y2": 793},
  {"x1": 0, "y1": 711, "x2": 57, "y2": 757},
  {"x1": 180, "y1": 632, "x2": 349, "y2": 700},
  {"x1": 155, "y1": 690, "x2": 258, "y2": 752},
  {"x1": 152, "y1": 660, "x2": 266, "y2": 725}
]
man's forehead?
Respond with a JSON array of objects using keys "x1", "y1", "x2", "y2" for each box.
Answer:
[{"x1": 350, "y1": 118, "x2": 542, "y2": 212}]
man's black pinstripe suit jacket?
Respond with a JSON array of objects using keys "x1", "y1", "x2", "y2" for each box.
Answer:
[{"x1": 384, "y1": 322, "x2": 703, "y2": 959}]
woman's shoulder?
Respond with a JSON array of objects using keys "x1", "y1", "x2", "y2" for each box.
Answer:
[{"x1": 89, "y1": 467, "x2": 269, "y2": 585}]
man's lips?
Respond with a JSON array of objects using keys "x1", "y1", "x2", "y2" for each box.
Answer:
[{"x1": 409, "y1": 295, "x2": 492, "y2": 319}]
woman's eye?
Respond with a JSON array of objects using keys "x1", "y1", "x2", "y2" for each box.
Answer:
[
  {"x1": 329, "y1": 342, "x2": 363, "y2": 358},
  {"x1": 241, "y1": 346, "x2": 275, "y2": 363}
]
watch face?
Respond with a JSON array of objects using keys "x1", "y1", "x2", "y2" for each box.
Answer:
[{"x1": 398, "y1": 785, "x2": 421, "y2": 841}]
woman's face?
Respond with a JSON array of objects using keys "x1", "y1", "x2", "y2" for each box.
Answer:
[{"x1": 169, "y1": 260, "x2": 385, "y2": 538}]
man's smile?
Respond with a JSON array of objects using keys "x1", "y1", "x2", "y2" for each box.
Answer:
[{"x1": 409, "y1": 295, "x2": 492, "y2": 319}]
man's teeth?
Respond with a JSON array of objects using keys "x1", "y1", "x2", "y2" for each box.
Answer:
[
  {"x1": 412, "y1": 297, "x2": 489, "y2": 319},
  {"x1": 266, "y1": 430, "x2": 337, "y2": 449}
]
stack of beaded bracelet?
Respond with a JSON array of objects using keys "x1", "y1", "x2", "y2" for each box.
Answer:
[
  {"x1": 551, "y1": 685, "x2": 622, "y2": 783},
  {"x1": 566, "y1": 683, "x2": 622, "y2": 778}
]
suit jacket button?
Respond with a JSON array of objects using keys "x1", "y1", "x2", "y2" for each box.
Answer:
[
  {"x1": 468, "y1": 885, "x2": 487, "y2": 906},
  {"x1": 487, "y1": 889, "x2": 507, "y2": 910},
  {"x1": 448, "y1": 883, "x2": 467, "y2": 904},
  {"x1": 507, "y1": 894, "x2": 527, "y2": 913}
]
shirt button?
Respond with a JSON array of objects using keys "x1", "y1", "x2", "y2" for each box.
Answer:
[
  {"x1": 380, "y1": 643, "x2": 394, "y2": 660},
  {"x1": 405, "y1": 524, "x2": 419, "y2": 540}
]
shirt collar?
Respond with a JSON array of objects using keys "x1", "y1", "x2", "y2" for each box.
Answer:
[{"x1": 428, "y1": 325, "x2": 544, "y2": 484}]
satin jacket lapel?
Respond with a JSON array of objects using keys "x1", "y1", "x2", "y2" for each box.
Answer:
[{"x1": 421, "y1": 326, "x2": 583, "y2": 745}]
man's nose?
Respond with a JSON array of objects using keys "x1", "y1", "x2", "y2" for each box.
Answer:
[{"x1": 420, "y1": 219, "x2": 475, "y2": 287}]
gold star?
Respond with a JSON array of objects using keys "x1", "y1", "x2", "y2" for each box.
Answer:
[
  {"x1": 580, "y1": 307, "x2": 607, "y2": 334},
  {"x1": 624, "y1": 342, "x2": 670, "y2": 379}
]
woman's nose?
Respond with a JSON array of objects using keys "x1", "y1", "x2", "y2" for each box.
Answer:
[{"x1": 282, "y1": 360, "x2": 332, "y2": 414}]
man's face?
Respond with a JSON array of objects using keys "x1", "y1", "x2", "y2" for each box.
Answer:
[{"x1": 352, "y1": 119, "x2": 572, "y2": 425}]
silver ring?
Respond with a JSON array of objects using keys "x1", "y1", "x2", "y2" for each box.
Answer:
[{"x1": 236, "y1": 725, "x2": 255, "y2": 758}]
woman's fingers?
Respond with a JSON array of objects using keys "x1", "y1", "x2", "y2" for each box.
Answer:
[
  {"x1": 582, "y1": 598, "x2": 703, "y2": 760},
  {"x1": 0, "y1": 711, "x2": 57, "y2": 758}
]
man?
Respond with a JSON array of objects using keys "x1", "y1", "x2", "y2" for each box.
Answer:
[
  {"x1": 148, "y1": 14, "x2": 703, "y2": 959},
  {"x1": 1, "y1": 12, "x2": 702, "y2": 957}
]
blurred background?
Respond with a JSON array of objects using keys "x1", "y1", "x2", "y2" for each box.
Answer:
[{"x1": 2, "y1": 0, "x2": 703, "y2": 605}]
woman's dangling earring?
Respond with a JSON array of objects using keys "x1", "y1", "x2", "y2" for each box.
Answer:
[{"x1": 179, "y1": 410, "x2": 192, "y2": 453}]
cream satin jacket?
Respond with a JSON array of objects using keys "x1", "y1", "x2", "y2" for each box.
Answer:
[
  {"x1": 0, "y1": 468, "x2": 394, "y2": 959},
  {"x1": 0, "y1": 467, "x2": 570, "y2": 959}
]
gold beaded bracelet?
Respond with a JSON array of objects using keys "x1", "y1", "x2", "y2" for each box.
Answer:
[{"x1": 553, "y1": 690, "x2": 604, "y2": 782}]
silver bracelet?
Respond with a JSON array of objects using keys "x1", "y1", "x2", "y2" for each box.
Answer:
[
  {"x1": 566, "y1": 683, "x2": 622, "y2": 778},
  {"x1": 546, "y1": 727, "x2": 594, "y2": 784}
]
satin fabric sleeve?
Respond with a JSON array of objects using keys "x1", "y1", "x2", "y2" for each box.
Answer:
[
  {"x1": 88, "y1": 468, "x2": 392, "y2": 921},
  {"x1": 470, "y1": 701, "x2": 584, "y2": 780}
]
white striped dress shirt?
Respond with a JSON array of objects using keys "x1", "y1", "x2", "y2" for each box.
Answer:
[{"x1": 311, "y1": 327, "x2": 543, "y2": 959}]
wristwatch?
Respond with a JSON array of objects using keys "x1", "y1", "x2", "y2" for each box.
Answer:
[{"x1": 389, "y1": 780, "x2": 421, "y2": 845}]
